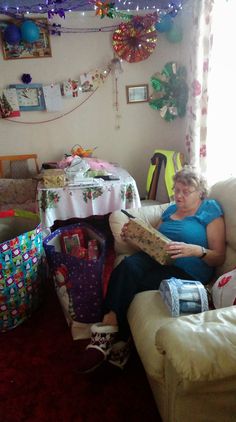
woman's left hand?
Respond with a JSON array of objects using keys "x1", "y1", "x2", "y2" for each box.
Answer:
[{"x1": 166, "y1": 242, "x2": 202, "y2": 259}]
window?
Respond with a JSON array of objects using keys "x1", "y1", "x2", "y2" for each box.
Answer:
[{"x1": 207, "y1": 0, "x2": 236, "y2": 184}]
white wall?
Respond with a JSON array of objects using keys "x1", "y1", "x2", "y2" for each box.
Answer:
[{"x1": 0, "y1": 7, "x2": 191, "y2": 197}]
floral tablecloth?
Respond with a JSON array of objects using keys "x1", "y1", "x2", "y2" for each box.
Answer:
[{"x1": 37, "y1": 168, "x2": 141, "y2": 228}]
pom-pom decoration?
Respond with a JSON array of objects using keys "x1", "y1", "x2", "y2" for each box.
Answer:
[
  {"x1": 4, "y1": 23, "x2": 21, "y2": 45},
  {"x1": 21, "y1": 74, "x2": 32, "y2": 84},
  {"x1": 20, "y1": 20, "x2": 40, "y2": 43},
  {"x1": 149, "y1": 62, "x2": 188, "y2": 122},
  {"x1": 112, "y1": 15, "x2": 157, "y2": 63}
]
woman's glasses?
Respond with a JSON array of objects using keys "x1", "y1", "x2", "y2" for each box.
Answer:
[{"x1": 173, "y1": 188, "x2": 197, "y2": 197}]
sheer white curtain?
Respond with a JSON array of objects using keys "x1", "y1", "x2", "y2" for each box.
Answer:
[
  {"x1": 184, "y1": 0, "x2": 214, "y2": 175},
  {"x1": 207, "y1": 0, "x2": 236, "y2": 185}
]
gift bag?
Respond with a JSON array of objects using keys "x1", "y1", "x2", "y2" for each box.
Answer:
[
  {"x1": 0, "y1": 209, "x2": 43, "y2": 332},
  {"x1": 43, "y1": 223, "x2": 106, "y2": 337}
]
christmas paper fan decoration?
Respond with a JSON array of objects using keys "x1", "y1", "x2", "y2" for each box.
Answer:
[
  {"x1": 112, "y1": 16, "x2": 157, "y2": 63},
  {"x1": 149, "y1": 62, "x2": 188, "y2": 121}
]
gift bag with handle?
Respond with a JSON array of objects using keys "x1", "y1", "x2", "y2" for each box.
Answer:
[
  {"x1": 0, "y1": 209, "x2": 43, "y2": 332},
  {"x1": 43, "y1": 223, "x2": 106, "y2": 330}
]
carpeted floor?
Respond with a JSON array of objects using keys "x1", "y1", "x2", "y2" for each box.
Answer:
[{"x1": 1, "y1": 216, "x2": 162, "y2": 422}]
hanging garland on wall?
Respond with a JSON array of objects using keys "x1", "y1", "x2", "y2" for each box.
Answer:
[
  {"x1": 0, "y1": 62, "x2": 114, "y2": 124},
  {"x1": 149, "y1": 61, "x2": 188, "y2": 122}
]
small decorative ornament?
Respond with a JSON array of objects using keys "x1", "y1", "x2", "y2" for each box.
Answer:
[
  {"x1": 21, "y1": 74, "x2": 32, "y2": 84},
  {"x1": 112, "y1": 15, "x2": 157, "y2": 63},
  {"x1": 149, "y1": 62, "x2": 188, "y2": 122},
  {"x1": 95, "y1": 0, "x2": 115, "y2": 18}
]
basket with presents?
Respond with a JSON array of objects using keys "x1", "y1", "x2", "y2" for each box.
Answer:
[{"x1": 43, "y1": 223, "x2": 106, "y2": 338}]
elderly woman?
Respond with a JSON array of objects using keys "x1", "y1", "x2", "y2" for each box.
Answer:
[{"x1": 79, "y1": 167, "x2": 226, "y2": 372}]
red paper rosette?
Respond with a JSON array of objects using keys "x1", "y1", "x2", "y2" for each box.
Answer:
[{"x1": 112, "y1": 19, "x2": 157, "y2": 63}]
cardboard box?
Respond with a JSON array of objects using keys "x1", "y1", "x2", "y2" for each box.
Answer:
[
  {"x1": 43, "y1": 169, "x2": 66, "y2": 188},
  {"x1": 125, "y1": 217, "x2": 172, "y2": 265}
]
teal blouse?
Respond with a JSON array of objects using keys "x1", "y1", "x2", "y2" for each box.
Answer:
[{"x1": 158, "y1": 199, "x2": 224, "y2": 284}]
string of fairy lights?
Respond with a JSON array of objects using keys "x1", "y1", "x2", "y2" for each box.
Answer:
[{"x1": 0, "y1": 0, "x2": 187, "y2": 20}]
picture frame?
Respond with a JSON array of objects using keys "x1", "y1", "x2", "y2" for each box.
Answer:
[
  {"x1": 1, "y1": 18, "x2": 52, "y2": 60},
  {"x1": 9, "y1": 83, "x2": 46, "y2": 111},
  {"x1": 126, "y1": 84, "x2": 149, "y2": 104}
]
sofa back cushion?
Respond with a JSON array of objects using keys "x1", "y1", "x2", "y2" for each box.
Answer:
[{"x1": 209, "y1": 177, "x2": 236, "y2": 277}]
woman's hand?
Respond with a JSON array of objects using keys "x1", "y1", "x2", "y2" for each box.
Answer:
[{"x1": 166, "y1": 242, "x2": 203, "y2": 259}]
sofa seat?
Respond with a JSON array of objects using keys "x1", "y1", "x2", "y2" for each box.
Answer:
[
  {"x1": 0, "y1": 178, "x2": 38, "y2": 213},
  {"x1": 109, "y1": 177, "x2": 236, "y2": 422}
]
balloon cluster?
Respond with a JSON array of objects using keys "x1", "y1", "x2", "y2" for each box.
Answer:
[
  {"x1": 4, "y1": 20, "x2": 40, "y2": 45},
  {"x1": 155, "y1": 0, "x2": 183, "y2": 44}
]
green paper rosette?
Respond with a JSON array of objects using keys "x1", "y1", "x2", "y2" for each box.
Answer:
[{"x1": 149, "y1": 62, "x2": 188, "y2": 122}]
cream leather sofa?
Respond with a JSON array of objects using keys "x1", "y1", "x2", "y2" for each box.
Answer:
[{"x1": 109, "y1": 177, "x2": 236, "y2": 422}]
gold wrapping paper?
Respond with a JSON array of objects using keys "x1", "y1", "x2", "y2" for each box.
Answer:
[
  {"x1": 125, "y1": 218, "x2": 172, "y2": 265},
  {"x1": 43, "y1": 169, "x2": 66, "y2": 188}
]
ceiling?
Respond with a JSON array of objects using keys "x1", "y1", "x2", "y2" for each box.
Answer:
[{"x1": 0, "y1": 0, "x2": 183, "y2": 14}]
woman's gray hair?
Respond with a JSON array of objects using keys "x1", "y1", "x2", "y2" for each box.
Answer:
[{"x1": 173, "y1": 166, "x2": 208, "y2": 199}]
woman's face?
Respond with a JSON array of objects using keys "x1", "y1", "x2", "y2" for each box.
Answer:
[{"x1": 174, "y1": 181, "x2": 201, "y2": 208}]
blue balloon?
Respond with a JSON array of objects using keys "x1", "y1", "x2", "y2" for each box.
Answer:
[
  {"x1": 155, "y1": 15, "x2": 173, "y2": 33},
  {"x1": 166, "y1": 25, "x2": 183, "y2": 43},
  {"x1": 20, "y1": 20, "x2": 40, "y2": 43},
  {"x1": 4, "y1": 24, "x2": 21, "y2": 45}
]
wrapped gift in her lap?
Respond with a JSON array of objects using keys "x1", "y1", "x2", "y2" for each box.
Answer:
[
  {"x1": 159, "y1": 277, "x2": 209, "y2": 317},
  {"x1": 123, "y1": 212, "x2": 172, "y2": 265}
]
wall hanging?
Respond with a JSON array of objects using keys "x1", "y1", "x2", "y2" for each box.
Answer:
[{"x1": 149, "y1": 62, "x2": 188, "y2": 122}]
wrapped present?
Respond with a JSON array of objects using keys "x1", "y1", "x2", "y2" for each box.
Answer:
[
  {"x1": 159, "y1": 277, "x2": 209, "y2": 317},
  {"x1": 70, "y1": 245, "x2": 87, "y2": 259},
  {"x1": 60, "y1": 227, "x2": 86, "y2": 254},
  {"x1": 125, "y1": 216, "x2": 172, "y2": 265},
  {"x1": 43, "y1": 169, "x2": 66, "y2": 188},
  {"x1": 88, "y1": 239, "x2": 99, "y2": 260}
]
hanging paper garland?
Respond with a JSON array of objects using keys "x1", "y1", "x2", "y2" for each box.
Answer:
[
  {"x1": 112, "y1": 15, "x2": 157, "y2": 63},
  {"x1": 149, "y1": 62, "x2": 188, "y2": 122}
]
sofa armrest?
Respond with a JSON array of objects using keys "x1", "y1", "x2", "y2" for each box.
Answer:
[
  {"x1": 109, "y1": 203, "x2": 169, "y2": 256},
  {"x1": 155, "y1": 306, "x2": 236, "y2": 381}
]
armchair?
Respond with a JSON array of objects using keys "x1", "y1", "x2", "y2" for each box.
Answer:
[{"x1": 109, "y1": 177, "x2": 236, "y2": 422}]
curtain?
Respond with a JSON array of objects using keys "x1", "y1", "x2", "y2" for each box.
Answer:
[{"x1": 185, "y1": 0, "x2": 214, "y2": 174}]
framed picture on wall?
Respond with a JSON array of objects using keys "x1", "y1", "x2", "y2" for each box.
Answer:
[
  {"x1": 126, "y1": 84, "x2": 149, "y2": 104},
  {"x1": 1, "y1": 18, "x2": 52, "y2": 60}
]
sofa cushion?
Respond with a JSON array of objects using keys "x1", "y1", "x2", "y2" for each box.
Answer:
[
  {"x1": 0, "y1": 179, "x2": 38, "y2": 213},
  {"x1": 155, "y1": 305, "x2": 236, "y2": 381},
  {"x1": 209, "y1": 177, "x2": 236, "y2": 276},
  {"x1": 127, "y1": 290, "x2": 173, "y2": 380}
]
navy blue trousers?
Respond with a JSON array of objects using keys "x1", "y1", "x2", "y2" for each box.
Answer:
[{"x1": 103, "y1": 251, "x2": 194, "y2": 340}]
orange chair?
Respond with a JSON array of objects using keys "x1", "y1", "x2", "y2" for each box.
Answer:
[{"x1": 0, "y1": 154, "x2": 40, "y2": 178}]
